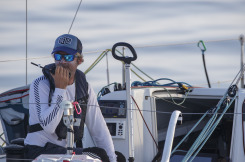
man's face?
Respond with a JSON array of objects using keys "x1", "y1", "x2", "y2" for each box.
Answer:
[{"x1": 54, "y1": 51, "x2": 78, "y2": 74}]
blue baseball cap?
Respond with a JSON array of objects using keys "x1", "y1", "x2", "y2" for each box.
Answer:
[{"x1": 52, "y1": 34, "x2": 82, "y2": 55}]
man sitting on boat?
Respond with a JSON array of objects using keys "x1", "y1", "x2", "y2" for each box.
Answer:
[{"x1": 24, "y1": 34, "x2": 117, "y2": 162}]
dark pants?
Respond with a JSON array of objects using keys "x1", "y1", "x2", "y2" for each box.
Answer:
[{"x1": 25, "y1": 143, "x2": 110, "y2": 161}]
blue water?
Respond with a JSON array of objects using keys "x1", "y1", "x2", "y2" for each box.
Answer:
[{"x1": 0, "y1": 0, "x2": 245, "y2": 93}]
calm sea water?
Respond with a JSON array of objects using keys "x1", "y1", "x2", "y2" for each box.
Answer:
[{"x1": 0, "y1": 0, "x2": 245, "y2": 93}]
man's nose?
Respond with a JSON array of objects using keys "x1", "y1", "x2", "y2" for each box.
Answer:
[{"x1": 60, "y1": 58, "x2": 66, "y2": 63}]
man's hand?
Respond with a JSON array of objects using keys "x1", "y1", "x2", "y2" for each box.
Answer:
[{"x1": 51, "y1": 66, "x2": 70, "y2": 89}]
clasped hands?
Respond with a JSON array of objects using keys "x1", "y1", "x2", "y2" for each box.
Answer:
[{"x1": 51, "y1": 66, "x2": 70, "y2": 89}]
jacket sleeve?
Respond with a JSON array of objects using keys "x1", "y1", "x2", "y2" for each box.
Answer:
[
  {"x1": 85, "y1": 84, "x2": 117, "y2": 162},
  {"x1": 29, "y1": 76, "x2": 66, "y2": 134}
]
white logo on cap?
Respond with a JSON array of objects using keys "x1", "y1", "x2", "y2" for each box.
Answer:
[{"x1": 58, "y1": 37, "x2": 72, "y2": 45}]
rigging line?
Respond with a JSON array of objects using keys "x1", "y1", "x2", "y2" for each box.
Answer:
[
  {"x1": 0, "y1": 56, "x2": 51, "y2": 63},
  {"x1": 183, "y1": 107, "x2": 220, "y2": 161},
  {"x1": 234, "y1": 63, "x2": 245, "y2": 86},
  {"x1": 155, "y1": 93, "x2": 228, "y2": 111},
  {"x1": 85, "y1": 53, "x2": 106, "y2": 74},
  {"x1": 130, "y1": 69, "x2": 146, "y2": 82},
  {"x1": 134, "y1": 38, "x2": 239, "y2": 49},
  {"x1": 1, "y1": 89, "x2": 191, "y2": 110},
  {"x1": 77, "y1": 37, "x2": 238, "y2": 53},
  {"x1": 115, "y1": 49, "x2": 155, "y2": 81},
  {"x1": 84, "y1": 48, "x2": 150, "y2": 81},
  {"x1": 131, "y1": 63, "x2": 154, "y2": 81},
  {"x1": 84, "y1": 50, "x2": 109, "y2": 74},
  {"x1": 0, "y1": 50, "x2": 108, "y2": 63},
  {"x1": 188, "y1": 98, "x2": 236, "y2": 162},
  {"x1": 83, "y1": 49, "x2": 111, "y2": 55},
  {"x1": 205, "y1": 64, "x2": 245, "y2": 119},
  {"x1": 131, "y1": 96, "x2": 159, "y2": 150},
  {"x1": 183, "y1": 79, "x2": 239, "y2": 161},
  {"x1": 202, "y1": 52, "x2": 211, "y2": 88},
  {"x1": 0, "y1": 133, "x2": 8, "y2": 145},
  {"x1": 0, "y1": 38, "x2": 240, "y2": 63},
  {"x1": 159, "y1": 87, "x2": 192, "y2": 106},
  {"x1": 0, "y1": 133, "x2": 5, "y2": 146},
  {"x1": 1, "y1": 102, "x2": 239, "y2": 115},
  {"x1": 171, "y1": 111, "x2": 209, "y2": 155},
  {"x1": 194, "y1": 80, "x2": 232, "y2": 87},
  {"x1": 213, "y1": 64, "x2": 244, "y2": 109},
  {"x1": 0, "y1": 49, "x2": 107, "y2": 63},
  {"x1": 68, "y1": 0, "x2": 83, "y2": 34}
]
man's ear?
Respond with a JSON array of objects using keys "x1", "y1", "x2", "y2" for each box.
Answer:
[{"x1": 77, "y1": 57, "x2": 83, "y2": 65}]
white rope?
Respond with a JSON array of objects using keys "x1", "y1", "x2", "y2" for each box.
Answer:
[
  {"x1": 134, "y1": 38, "x2": 238, "y2": 49},
  {"x1": 193, "y1": 80, "x2": 233, "y2": 87},
  {"x1": 0, "y1": 38, "x2": 240, "y2": 63},
  {"x1": 0, "y1": 102, "x2": 241, "y2": 115},
  {"x1": 0, "y1": 56, "x2": 51, "y2": 63}
]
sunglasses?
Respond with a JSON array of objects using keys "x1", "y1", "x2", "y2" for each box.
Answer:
[{"x1": 54, "y1": 53, "x2": 76, "y2": 62}]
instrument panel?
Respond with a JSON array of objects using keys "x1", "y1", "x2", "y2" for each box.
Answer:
[{"x1": 98, "y1": 100, "x2": 127, "y2": 118}]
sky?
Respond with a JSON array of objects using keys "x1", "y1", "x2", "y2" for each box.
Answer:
[{"x1": 0, "y1": 0, "x2": 245, "y2": 94}]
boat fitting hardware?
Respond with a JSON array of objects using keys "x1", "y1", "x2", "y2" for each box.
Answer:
[
  {"x1": 228, "y1": 85, "x2": 238, "y2": 97},
  {"x1": 112, "y1": 42, "x2": 137, "y2": 64}
]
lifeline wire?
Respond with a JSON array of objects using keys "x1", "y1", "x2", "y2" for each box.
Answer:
[
  {"x1": 0, "y1": 38, "x2": 239, "y2": 62},
  {"x1": 134, "y1": 38, "x2": 239, "y2": 49},
  {"x1": 0, "y1": 102, "x2": 241, "y2": 115},
  {"x1": 0, "y1": 56, "x2": 51, "y2": 63}
]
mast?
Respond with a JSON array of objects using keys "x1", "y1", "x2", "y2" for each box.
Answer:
[{"x1": 25, "y1": 0, "x2": 28, "y2": 85}]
